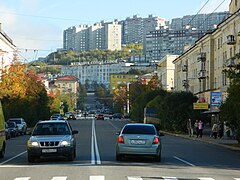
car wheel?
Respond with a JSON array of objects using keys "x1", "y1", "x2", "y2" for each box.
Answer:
[
  {"x1": 67, "y1": 152, "x2": 74, "y2": 161},
  {"x1": 74, "y1": 149, "x2": 76, "y2": 158},
  {"x1": 116, "y1": 153, "x2": 123, "y2": 161},
  {"x1": 0, "y1": 143, "x2": 5, "y2": 158},
  {"x1": 28, "y1": 155, "x2": 35, "y2": 163},
  {"x1": 155, "y1": 151, "x2": 161, "y2": 162}
]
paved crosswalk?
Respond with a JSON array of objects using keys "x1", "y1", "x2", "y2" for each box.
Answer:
[{"x1": 13, "y1": 176, "x2": 240, "y2": 180}]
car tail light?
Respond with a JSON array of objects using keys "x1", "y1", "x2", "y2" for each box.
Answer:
[
  {"x1": 152, "y1": 137, "x2": 159, "y2": 144},
  {"x1": 118, "y1": 136, "x2": 124, "y2": 143}
]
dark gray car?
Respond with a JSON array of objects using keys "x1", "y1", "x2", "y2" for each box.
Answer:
[{"x1": 27, "y1": 120, "x2": 78, "y2": 162}]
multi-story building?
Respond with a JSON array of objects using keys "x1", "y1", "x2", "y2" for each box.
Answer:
[
  {"x1": 0, "y1": 23, "x2": 15, "y2": 77},
  {"x1": 156, "y1": 55, "x2": 178, "y2": 91},
  {"x1": 170, "y1": 12, "x2": 230, "y2": 30},
  {"x1": 109, "y1": 73, "x2": 139, "y2": 94},
  {"x1": 172, "y1": 4, "x2": 240, "y2": 108},
  {"x1": 63, "y1": 21, "x2": 121, "y2": 52}
]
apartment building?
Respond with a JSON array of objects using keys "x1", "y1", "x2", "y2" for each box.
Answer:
[
  {"x1": 0, "y1": 23, "x2": 15, "y2": 76},
  {"x1": 63, "y1": 21, "x2": 121, "y2": 52},
  {"x1": 172, "y1": 6, "x2": 240, "y2": 107}
]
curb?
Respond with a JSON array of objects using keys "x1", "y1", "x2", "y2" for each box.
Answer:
[{"x1": 161, "y1": 131, "x2": 240, "y2": 151}]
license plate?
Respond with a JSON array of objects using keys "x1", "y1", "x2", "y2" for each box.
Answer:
[
  {"x1": 42, "y1": 149, "x2": 57, "y2": 153},
  {"x1": 130, "y1": 139, "x2": 146, "y2": 145}
]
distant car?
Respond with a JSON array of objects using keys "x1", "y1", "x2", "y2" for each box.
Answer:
[
  {"x1": 67, "y1": 114, "x2": 76, "y2": 120},
  {"x1": 50, "y1": 114, "x2": 64, "y2": 120},
  {"x1": 116, "y1": 123, "x2": 162, "y2": 162},
  {"x1": 95, "y1": 114, "x2": 104, "y2": 120},
  {"x1": 27, "y1": 120, "x2": 78, "y2": 162},
  {"x1": 4, "y1": 123, "x2": 11, "y2": 140},
  {"x1": 7, "y1": 118, "x2": 27, "y2": 135},
  {"x1": 112, "y1": 113, "x2": 124, "y2": 119},
  {"x1": 7, "y1": 121, "x2": 19, "y2": 137}
]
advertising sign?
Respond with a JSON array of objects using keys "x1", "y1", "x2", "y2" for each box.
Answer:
[
  {"x1": 210, "y1": 92, "x2": 222, "y2": 106},
  {"x1": 193, "y1": 103, "x2": 209, "y2": 110}
]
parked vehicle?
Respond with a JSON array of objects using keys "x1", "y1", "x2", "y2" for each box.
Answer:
[
  {"x1": 95, "y1": 114, "x2": 104, "y2": 120},
  {"x1": 7, "y1": 118, "x2": 27, "y2": 135},
  {"x1": 0, "y1": 101, "x2": 6, "y2": 158},
  {"x1": 67, "y1": 114, "x2": 76, "y2": 120},
  {"x1": 50, "y1": 114, "x2": 65, "y2": 120},
  {"x1": 4, "y1": 123, "x2": 11, "y2": 140},
  {"x1": 7, "y1": 121, "x2": 18, "y2": 137},
  {"x1": 116, "y1": 123, "x2": 162, "y2": 162},
  {"x1": 27, "y1": 120, "x2": 78, "y2": 162},
  {"x1": 112, "y1": 113, "x2": 124, "y2": 119}
]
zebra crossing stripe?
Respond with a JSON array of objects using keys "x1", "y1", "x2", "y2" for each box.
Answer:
[
  {"x1": 127, "y1": 177, "x2": 143, "y2": 180},
  {"x1": 51, "y1": 177, "x2": 67, "y2": 180},
  {"x1": 14, "y1": 178, "x2": 30, "y2": 180},
  {"x1": 198, "y1": 178, "x2": 215, "y2": 180},
  {"x1": 162, "y1": 177, "x2": 178, "y2": 180},
  {"x1": 234, "y1": 179, "x2": 240, "y2": 180},
  {"x1": 89, "y1": 176, "x2": 105, "y2": 180}
]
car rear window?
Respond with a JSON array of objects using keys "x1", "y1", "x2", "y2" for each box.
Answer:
[{"x1": 122, "y1": 125, "x2": 156, "y2": 135}]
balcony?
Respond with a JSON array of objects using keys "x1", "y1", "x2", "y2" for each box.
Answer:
[
  {"x1": 182, "y1": 65, "x2": 188, "y2": 72},
  {"x1": 197, "y1": 53, "x2": 206, "y2": 62},
  {"x1": 198, "y1": 70, "x2": 206, "y2": 79},
  {"x1": 226, "y1": 35, "x2": 236, "y2": 45},
  {"x1": 225, "y1": 58, "x2": 236, "y2": 68}
]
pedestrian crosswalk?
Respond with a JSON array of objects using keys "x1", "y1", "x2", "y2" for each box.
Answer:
[{"x1": 13, "y1": 176, "x2": 240, "y2": 180}]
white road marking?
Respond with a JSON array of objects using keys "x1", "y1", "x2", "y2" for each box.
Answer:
[
  {"x1": 51, "y1": 177, "x2": 67, "y2": 180},
  {"x1": 0, "y1": 151, "x2": 27, "y2": 165},
  {"x1": 198, "y1": 178, "x2": 215, "y2": 180},
  {"x1": 127, "y1": 177, "x2": 143, "y2": 180},
  {"x1": 173, "y1": 156, "x2": 195, "y2": 167},
  {"x1": 234, "y1": 179, "x2": 240, "y2": 180},
  {"x1": 14, "y1": 178, "x2": 30, "y2": 180},
  {"x1": 162, "y1": 177, "x2": 178, "y2": 180},
  {"x1": 91, "y1": 119, "x2": 101, "y2": 165},
  {"x1": 107, "y1": 119, "x2": 119, "y2": 131},
  {"x1": 89, "y1": 176, "x2": 105, "y2": 180}
]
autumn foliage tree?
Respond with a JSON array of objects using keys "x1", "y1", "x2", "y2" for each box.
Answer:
[{"x1": 0, "y1": 60, "x2": 51, "y2": 126}]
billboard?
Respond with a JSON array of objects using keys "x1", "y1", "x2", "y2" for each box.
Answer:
[
  {"x1": 210, "y1": 92, "x2": 222, "y2": 107},
  {"x1": 193, "y1": 103, "x2": 209, "y2": 110}
]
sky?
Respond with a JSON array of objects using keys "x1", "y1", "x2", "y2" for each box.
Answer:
[{"x1": 0, "y1": 0, "x2": 231, "y2": 62}]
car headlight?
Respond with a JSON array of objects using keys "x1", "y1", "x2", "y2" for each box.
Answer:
[
  {"x1": 60, "y1": 140, "x2": 71, "y2": 147},
  {"x1": 28, "y1": 141, "x2": 39, "y2": 147}
]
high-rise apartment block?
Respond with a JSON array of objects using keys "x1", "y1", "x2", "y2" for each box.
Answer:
[{"x1": 63, "y1": 21, "x2": 121, "y2": 52}]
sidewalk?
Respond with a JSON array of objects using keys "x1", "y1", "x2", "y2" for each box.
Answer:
[{"x1": 162, "y1": 131, "x2": 240, "y2": 151}]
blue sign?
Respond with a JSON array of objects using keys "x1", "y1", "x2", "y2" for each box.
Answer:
[{"x1": 210, "y1": 92, "x2": 222, "y2": 106}]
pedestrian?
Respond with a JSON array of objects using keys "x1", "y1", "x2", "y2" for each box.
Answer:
[
  {"x1": 194, "y1": 120, "x2": 199, "y2": 137},
  {"x1": 211, "y1": 123, "x2": 218, "y2": 139},
  {"x1": 186, "y1": 118, "x2": 193, "y2": 137},
  {"x1": 218, "y1": 122, "x2": 224, "y2": 138},
  {"x1": 198, "y1": 120, "x2": 203, "y2": 138}
]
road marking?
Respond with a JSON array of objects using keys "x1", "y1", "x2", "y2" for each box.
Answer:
[
  {"x1": 198, "y1": 178, "x2": 215, "y2": 180},
  {"x1": 127, "y1": 177, "x2": 143, "y2": 180},
  {"x1": 90, "y1": 176, "x2": 105, "y2": 180},
  {"x1": 51, "y1": 177, "x2": 67, "y2": 180},
  {"x1": 107, "y1": 119, "x2": 119, "y2": 131},
  {"x1": 234, "y1": 179, "x2": 240, "y2": 180},
  {"x1": 0, "y1": 151, "x2": 27, "y2": 165},
  {"x1": 173, "y1": 156, "x2": 195, "y2": 167},
  {"x1": 91, "y1": 119, "x2": 101, "y2": 165},
  {"x1": 14, "y1": 178, "x2": 30, "y2": 180},
  {"x1": 162, "y1": 177, "x2": 178, "y2": 180}
]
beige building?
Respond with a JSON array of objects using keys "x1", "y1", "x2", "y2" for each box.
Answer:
[
  {"x1": 157, "y1": 55, "x2": 178, "y2": 91},
  {"x1": 173, "y1": 5, "x2": 240, "y2": 106}
]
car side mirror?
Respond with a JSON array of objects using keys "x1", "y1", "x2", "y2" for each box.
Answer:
[
  {"x1": 158, "y1": 131, "x2": 164, "y2": 136},
  {"x1": 72, "y1": 130, "x2": 78, "y2": 135},
  {"x1": 115, "y1": 132, "x2": 120, "y2": 136}
]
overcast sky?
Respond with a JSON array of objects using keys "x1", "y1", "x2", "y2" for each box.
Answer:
[{"x1": 0, "y1": 0, "x2": 231, "y2": 61}]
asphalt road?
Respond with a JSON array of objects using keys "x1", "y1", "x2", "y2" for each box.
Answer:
[{"x1": 0, "y1": 117, "x2": 240, "y2": 180}]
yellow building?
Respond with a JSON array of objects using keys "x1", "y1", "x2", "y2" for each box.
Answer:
[
  {"x1": 173, "y1": 6, "x2": 240, "y2": 107},
  {"x1": 110, "y1": 74, "x2": 138, "y2": 94}
]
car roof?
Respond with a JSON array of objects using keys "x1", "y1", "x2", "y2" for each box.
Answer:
[
  {"x1": 8, "y1": 118, "x2": 24, "y2": 120},
  {"x1": 125, "y1": 123, "x2": 155, "y2": 127}
]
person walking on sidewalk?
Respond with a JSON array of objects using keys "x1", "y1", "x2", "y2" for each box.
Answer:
[
  {"x1": 198, "y1": 120, "x2": 204, "y2": 138},
  {"x1": 212, "y1": 123, "x2": 218, "y2": 139},
  {"x1": 187, "y1": 118, "x2": 193, "y2": 137},
  {"x1": 194, "y1": 120, "x2": 199, "y2": 137}
]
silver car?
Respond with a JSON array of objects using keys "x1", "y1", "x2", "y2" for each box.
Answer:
[
  {"x1": 27, "y1": 120, "x2": 78, "y2": 162},
  {"x1": 116, "y1": 123, "x2": 162, "y2": 162}
]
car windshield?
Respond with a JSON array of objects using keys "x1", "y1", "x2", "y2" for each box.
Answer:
[
  {"x1": 122, "y1": 125, "x2": 156, "y2": 135},
  {"x1": 9, "y1": 120, "x2": 21, "y2": 124},
  {"x1": 32, "y1": 123, "x2": 71, "y2": 135},
  {"x1": 7, "y1": 122, "x2": 16, "y2": 128}
]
